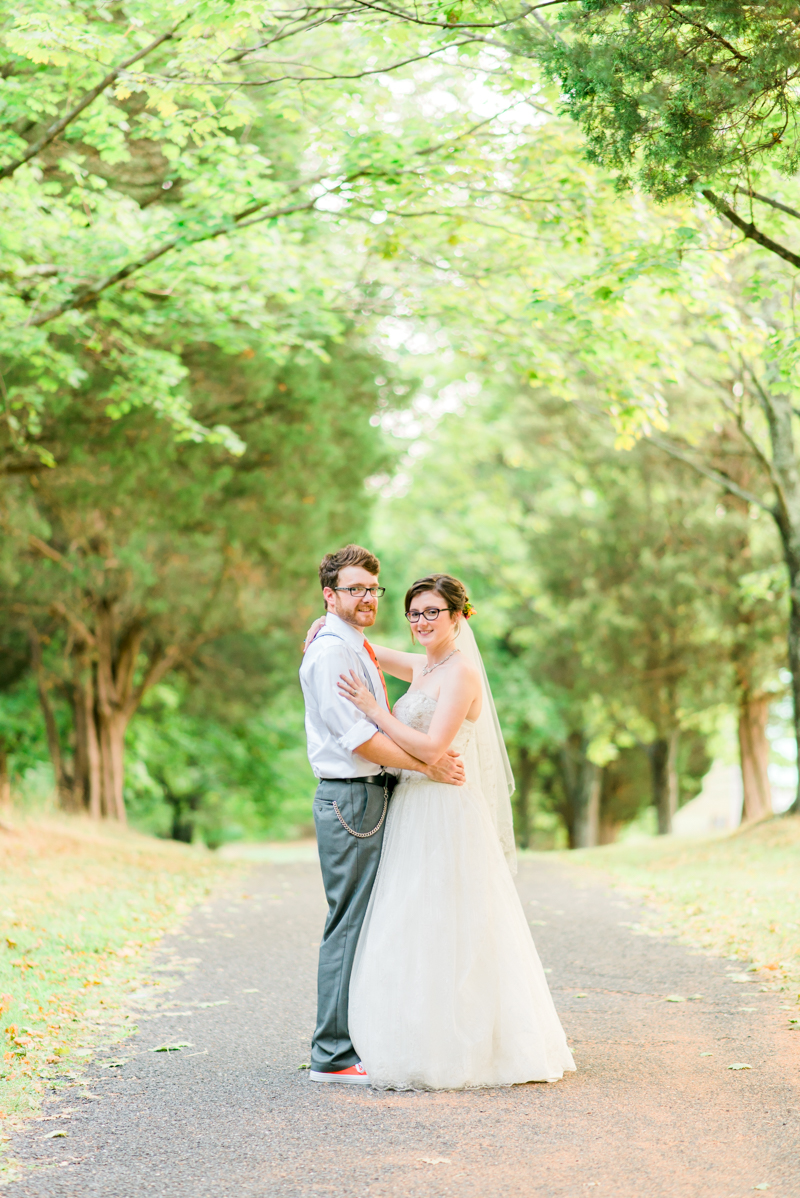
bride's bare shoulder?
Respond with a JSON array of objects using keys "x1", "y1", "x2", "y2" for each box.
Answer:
[{"x1": 450, "y1": 653, "x2": 481, "y2": 689}]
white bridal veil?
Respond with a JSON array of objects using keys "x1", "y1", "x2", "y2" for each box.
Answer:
[{"x1": 457, "y1": 619, "x2": 517, "y2": 874}]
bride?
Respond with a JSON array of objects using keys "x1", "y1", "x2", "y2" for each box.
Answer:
[{"x1": 335, "y1": 572, "x2": 575, "y2": 1091}]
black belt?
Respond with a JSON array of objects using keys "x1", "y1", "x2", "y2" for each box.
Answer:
[{"x1": 319, "y1": 774, "x2": 386, "y2": 785}]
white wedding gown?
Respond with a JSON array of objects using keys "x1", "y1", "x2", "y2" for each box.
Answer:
[{"x1": 348, "y1": 691, "x2": 576, "y2": 1090}]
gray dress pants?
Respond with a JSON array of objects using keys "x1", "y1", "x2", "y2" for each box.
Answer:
[{"x1": 311, "y1": 777, "x2": 391, "y2": 1072}]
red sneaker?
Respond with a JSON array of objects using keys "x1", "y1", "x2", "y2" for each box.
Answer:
[{"x1": 309, "y1": 1062, "x2": 369, "y2": 1085}]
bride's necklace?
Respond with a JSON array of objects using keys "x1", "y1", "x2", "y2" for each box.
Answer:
[{"x1": 421, "y1": 647, "x2": 459, "y2": 676}]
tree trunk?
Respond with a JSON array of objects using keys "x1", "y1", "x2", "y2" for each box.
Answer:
[
  {"x1": 785, "y1": 555, "x2": 800, "y2": 816},
  {"x1": 577, "y1": 766, "x2": 601, "y2": 848},
  {"x1": 0, "y1": 745, "x2": 10, "y2": 809},
  {"x1": 513, "y1": 744, "x2": 535, "y2": 848},
  {"x1": 738, "y1": 690, "x2": 773, "y2": 822},
  {"x1": 755, "y1": 385, "x2": 800, "y2": 815},
  {"x1": 559, "y1": 734, "x2": 601, "y2": 848},
  {"x1": 27, "y1": 626, "x2": 72, "y2": 807},
  {"x1": 93, "y1": 604, "x2": 147, "y2": 824},
  {"x1": 98, "y1": 711, "x2": 128, "y2": 822},
  {"x1": 71, "y1": 665, "x2": 103, "y2": 819},
  {"x1": 648, "y1": 729, "x2": 678, "y2": 834}
]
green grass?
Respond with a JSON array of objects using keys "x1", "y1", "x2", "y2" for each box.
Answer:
[
  {"x1": 566, "y1": 815, "x2": 800, "y2": 997},
  {"x1": 0, "y1": 814, "x2": 231, "y2": 1143}
]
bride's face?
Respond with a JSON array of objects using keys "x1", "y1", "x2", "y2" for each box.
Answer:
[{"x1": 408, "y1": 590, "x2": 458, "y2": 654}]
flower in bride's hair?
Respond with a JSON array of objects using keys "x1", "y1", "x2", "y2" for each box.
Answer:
[{"x1": 463, "y1": 599, "x2": 476, "y2": 620}]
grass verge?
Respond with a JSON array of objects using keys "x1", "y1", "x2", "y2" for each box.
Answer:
[
  {"x1": 567, "y1": 814, "x2": 800, "y2": 1000},
  {"x1": 0, "y1": 813, "x2": 231, "y2": 1149}
]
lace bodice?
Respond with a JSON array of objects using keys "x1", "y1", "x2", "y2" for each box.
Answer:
[{"x1": 393, "y1": 691, "x2": 474, "y2": 784}]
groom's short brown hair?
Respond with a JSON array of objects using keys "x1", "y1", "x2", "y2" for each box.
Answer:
[{"x1": 319, "y1": 544, "x2": 380, "y2": 591}]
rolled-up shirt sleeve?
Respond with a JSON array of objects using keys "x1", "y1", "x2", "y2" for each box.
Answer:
[{"x1": 308, "y1": 642, "x2": 379, "y2": 752}]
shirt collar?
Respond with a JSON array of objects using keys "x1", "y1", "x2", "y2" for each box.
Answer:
[{"x1": 325, "y1": 611, "x2": 366, "y2": 649}]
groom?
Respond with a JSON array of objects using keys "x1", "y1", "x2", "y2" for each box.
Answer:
[{"x1": 299, "y1": 543, "x2": 465, "y2": 1084}]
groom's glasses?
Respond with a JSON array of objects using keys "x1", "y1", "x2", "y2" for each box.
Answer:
[
  {"x1": 333, "y1": 585, "x2": 386, "y2": 598},
  {"x1": 405, "y1": 607, "x2": 449, "y2": 623}
]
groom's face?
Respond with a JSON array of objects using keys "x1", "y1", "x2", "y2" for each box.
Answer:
[{"x1": 324, "y1": 565, "x2": 380, "y2": 630}]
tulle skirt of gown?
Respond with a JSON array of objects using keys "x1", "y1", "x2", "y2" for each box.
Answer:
[{"x1": 348, "y1": 774, "x2": 576, "y2": 1091}]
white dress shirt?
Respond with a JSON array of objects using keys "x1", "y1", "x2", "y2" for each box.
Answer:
[{"x1": 299, "y1": 612, "x2": 399, "y2": 780}]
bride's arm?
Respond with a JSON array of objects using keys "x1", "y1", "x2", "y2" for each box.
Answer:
[
  {"x1": 370, "y1": 643, "x2": 418, "y2": 682},
  {"x1": 337, "y1": 659, "x2": 479, "y2": 765},
  {"x1": 302, "y1": 618, "x2": 418, "y2": 681}
]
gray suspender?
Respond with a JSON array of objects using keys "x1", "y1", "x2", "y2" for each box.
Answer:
[{"x1": 313, "y1": 630, "x2": 379, "y2": 701}]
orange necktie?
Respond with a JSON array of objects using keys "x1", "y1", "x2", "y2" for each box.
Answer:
[{"x1": 363, "y1": 638, "x2": 390, "y2": 709}]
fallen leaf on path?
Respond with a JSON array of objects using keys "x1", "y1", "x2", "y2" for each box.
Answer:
[
  {"x1": 573, "y1": 993, "x2": 588, "y2": 998},
  {"x1": 688, "y1": 994, "x2": 704, "y2": 1000},
  {"x1": 728, "y1": 1062, "x2": 752, "y2": 1070},
  {"x1": 739, "y1": 1007, "x2": 757, "y2": 1012},
  {"x1": 45, "y1": 1131, "x2": 68, "y2": 1138},
  {"x1": 418, "y1": 1158, "x2": 451, "y2": 1165},
  {"x1": 99, "y1": 1058, "x2": 128, "y2": 1068},
  {"x1": 298, "y1": 1063, "x2": 310, "y2": 1070},
  {"x1": 242, "y1": 988, "x2": 258, "y2": 993},
  {"x1": 153, "y1": 1042, "x2": 193, "y2": 1052},
  {"x1": 665, "y1": 995, "x2": 685, "y2": 1002},
  {"x1": 196, "y1": 1000, "x2": 228, "y2": 1008},
  {"x1": 754, "y1": 1185, "x2": 770, "y2": 1191},
  {"x1": 699, "y1": 1052, "x2": 713, "y2": 1057}
]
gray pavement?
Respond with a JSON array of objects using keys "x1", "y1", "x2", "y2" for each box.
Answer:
[{"x1": 4, "y1": 854, "x2": 799, "y2": 1198}]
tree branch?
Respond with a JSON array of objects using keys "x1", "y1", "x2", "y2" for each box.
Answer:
[
  {"x1": 25, "y1": 117, "x2": 489, "y2": 328},
  {"x1": 28, "y1": 535, "x2": 75, "y2": 571},
  {"x1": 716, "y1": 389, "x2": 788, "y2": 511},
  {"x1": 49, "y1": 600, "x2": 96, "y2": 647},
  {"x1": 646, "y1": 432, "x2": 775, "y2": 514},
  {"x1": 528, "y1": 8, "x2": 566, "y2": 44},
  {"x1": 686, "y1": 362, "x2": 790, "y2": 509},
  {"x1": 26, "y1": 182, "x2": 331, "y2": 328},
  {"x1": 702, "y1": 189, "x2": 800, "y2": 269},
  {"x1": 225, "y1": 9, "x2": 357, "y2": 64},
  {"x1": 0, "y1": 20, "x2": 188, "y2": 182},
  {"x1": 738, "y1": 188, "x2": 800, "y2": 223},
  {"x1": 126, "y1": 638, "x2": 197, "y2": 717},
  {"x1": 231, "y1": 37, "x2": 487, "y2": 86},
  {"x1": 348, "y1": 0, "x2": 564, "y2": 31},
  {"x1": 666, "y1": 6, "x2": 749, "y2": 64}
]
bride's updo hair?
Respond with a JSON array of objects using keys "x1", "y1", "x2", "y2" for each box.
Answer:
[{"x1": 404, "y1": 573, "x2": 471, "y2": 622}]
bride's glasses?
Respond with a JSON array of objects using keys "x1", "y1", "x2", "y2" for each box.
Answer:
[
  {"x1": 333, "y1": 585, "x2": 386, "y2": 598},
  {"x1": 405, "y1": 607, "x2": 449, "y2": 623}
]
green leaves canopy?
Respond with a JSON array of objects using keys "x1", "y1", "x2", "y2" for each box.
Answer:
[{"x1": 541, "y1": 1, "x2": 800, "y2": 198}]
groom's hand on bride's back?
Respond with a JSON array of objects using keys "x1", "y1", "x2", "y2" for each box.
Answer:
[{"x1": 426, "y1": 752, "x2": 466, "y2": 786}]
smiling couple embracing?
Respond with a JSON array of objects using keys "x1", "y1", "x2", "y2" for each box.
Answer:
[{"x1": 298, "y1": 543, "x2": 575, "y2": 1092}]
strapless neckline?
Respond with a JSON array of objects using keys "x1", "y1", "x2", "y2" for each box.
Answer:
[{"x1": 402, "y1": 690, "x2": 477, "y2": 724}]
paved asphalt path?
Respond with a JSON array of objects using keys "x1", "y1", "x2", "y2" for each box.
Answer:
[{"x1": 4, "y1": 852, "x2": 799, "y2": 1198}]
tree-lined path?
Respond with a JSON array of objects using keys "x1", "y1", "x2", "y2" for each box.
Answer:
[{"x1": 4, "y1": 856, "x2": 799, "y2": 1198}]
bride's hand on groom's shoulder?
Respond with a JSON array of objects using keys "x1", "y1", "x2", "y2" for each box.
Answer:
[
  {"x1": 426, "y1": 752, "x2": 466, "y2": 786},
  {"x1": 338, "y1": 670, "x2": 380, "y2": 718},
  {"x1": 302, "y1": 616, "x2": 326, "y2": 653}
]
